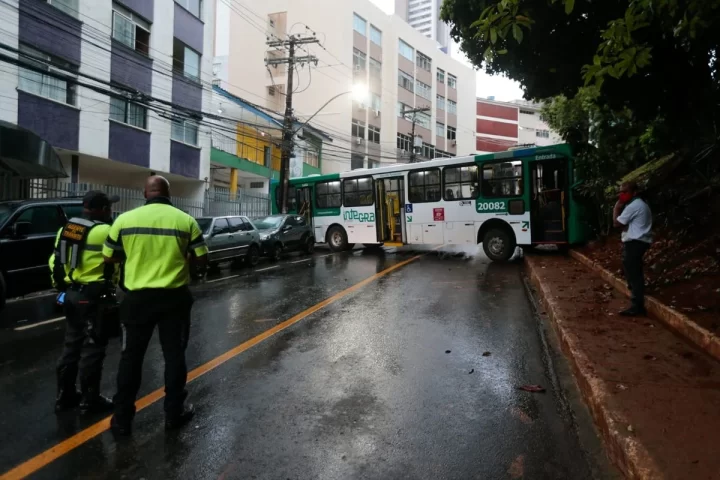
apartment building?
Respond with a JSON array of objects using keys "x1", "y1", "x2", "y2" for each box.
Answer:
[
  {"x1": 394, "y1": 0, "x2": 451, "y2": 53},
  {"x1": 0, "y1": 0, "x2": 215, "y2": 199},
  {"x1": 475, "y1": 98, "x2": 562, "y2": 153},
  {"x1": 214, "y1": 0, "x2": 475, "y2": 174}
]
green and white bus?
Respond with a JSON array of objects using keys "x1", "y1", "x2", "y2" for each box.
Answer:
[{"x1": 271, "y1": 144, "x2": 590, "y2": 262}]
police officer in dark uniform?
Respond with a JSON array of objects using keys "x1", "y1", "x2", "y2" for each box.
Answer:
[
  {"x1": 53, "y1": 191, "x2": 120, "y2": 414},
  {"x1": 103, "y1": 176, "x2": 208, "y2": 435}
]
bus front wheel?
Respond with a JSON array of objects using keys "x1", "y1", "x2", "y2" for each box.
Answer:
[
  {"x1": 328, "y1": 226, "x2": 349, "y2": 252},
  {"x1": 482, "y1": 228, "x2": 515, "y2": 262}
]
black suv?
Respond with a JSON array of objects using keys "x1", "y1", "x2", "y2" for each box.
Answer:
[{"x1": 0, "y1": 198, "x2": 83, "y2": 311}]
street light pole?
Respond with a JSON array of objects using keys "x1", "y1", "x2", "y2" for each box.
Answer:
[{"x1": 401, "y1": 106, "x2": 431, "y2": 163}]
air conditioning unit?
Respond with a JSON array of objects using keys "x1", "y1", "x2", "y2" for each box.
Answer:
[
  {"x1": 356, "y1": 137, "x2": 363, "y2": 145},
  {"x1": 374, "y1": 109, "x2": 380, "y2": 117},
  {"x1": 354, "y1": 65, "x2": 362, "y2": 72}
]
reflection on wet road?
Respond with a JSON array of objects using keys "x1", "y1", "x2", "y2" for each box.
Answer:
[{"x1": 0, "y1": 248, "x2": 600, "y2": 479}]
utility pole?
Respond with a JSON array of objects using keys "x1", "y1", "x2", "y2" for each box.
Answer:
[
  {"x1": 402, "y1": 106, "x2": 431, "y2": 163},
  {"x1": 266, "y1": 35, "x2": 319, "y2": 213}
]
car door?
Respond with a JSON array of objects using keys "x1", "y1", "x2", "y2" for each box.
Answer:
[
  {"x1": 207, "y1": 218, "x2": 231, "y2": 262},
  {"x1": 227, "y1": 216, "x2": 249, "y2": 258},
  {"x1": 0, "y1": 204, "x2": 65, "y2": 297},
  {"x1": 240, "y1": 216, "x2": 259, "y2": 248}
]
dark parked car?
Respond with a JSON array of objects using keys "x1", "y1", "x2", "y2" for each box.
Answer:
[
  {"x1": 196, "y1": 215, "x2": 262, "y2": 269},
  {"x1": 0, "y1": 198, "x2": 84, "y2": 311},
  {"x1": 254, "y1": 214, "x2": 315, "y2": 261}
]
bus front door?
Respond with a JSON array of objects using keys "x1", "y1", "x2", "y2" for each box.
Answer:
[
  {"x1": 530, "y1": 160, "x2": 568, "y2": 244},
  {"x1": 296, "y1": 186, "x2": 313, "y2": 229},
  {"x1": 375, "y1": 177, "x2": 405, "y2": 245}
]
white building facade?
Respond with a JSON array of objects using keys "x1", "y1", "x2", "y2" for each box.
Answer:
[
  {"x1": 0, "y1": 0, "x2": 215, "y2": 200},
  {"x1": 214, "y1": 0, "x2": 476, "y2": 175},
  {"x1": 394, "y1": 0, "x2": 451, "y2": 53}
]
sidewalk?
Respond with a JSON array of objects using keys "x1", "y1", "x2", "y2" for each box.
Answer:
[{"x1": 526, "y1": 253, "x2": 720, "y2": 480}]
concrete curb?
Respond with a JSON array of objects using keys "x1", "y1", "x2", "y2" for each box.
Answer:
[
  {"x1": 569, "y1": 249, "x2": 720, "y2": 363},
  {"x1": 525, "y1": 257, "x2": 662, "y2": 480}
]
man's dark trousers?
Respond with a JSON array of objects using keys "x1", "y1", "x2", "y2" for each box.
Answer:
[
  {"x1": 113, "y1": 287, "x2": 193, "y2": 424},
  {"x1": 622, "y1": 240, "x2": 650, "y2": 310},
  {"x1": 57, "y1": 285, "x2": 108, "y2": 394}
]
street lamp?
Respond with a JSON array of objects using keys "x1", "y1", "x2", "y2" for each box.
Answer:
[{"x1": 278, "y1": 84, "x2": 369, "y2": 213}]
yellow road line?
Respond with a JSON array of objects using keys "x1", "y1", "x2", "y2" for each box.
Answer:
[{"x1": 0, "y1": 254, "x2": 424, "y2": 480}]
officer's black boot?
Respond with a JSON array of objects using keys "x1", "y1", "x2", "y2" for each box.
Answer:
[
  {"x1": 79, "y1": 373, "x2": 114, "y2": 414},
  {"x1": 165, "y1": 404, "x2": 195, "y2": 430},
  {"x1": 55, "y1": 365, "x2": 81, "y2": 413}
]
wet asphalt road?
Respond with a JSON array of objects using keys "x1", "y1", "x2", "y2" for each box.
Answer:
[{"x1": 0, "y1": 247, "x2": 605, "y2": 479}]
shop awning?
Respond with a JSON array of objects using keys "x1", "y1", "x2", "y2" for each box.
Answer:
[{"x1": 0, "y1": 120, "x2": 67, "y2": 178}]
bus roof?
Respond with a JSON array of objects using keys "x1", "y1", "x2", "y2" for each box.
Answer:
[{"x1": 286, "y1": 143, "x2": 571, "y2": 184}]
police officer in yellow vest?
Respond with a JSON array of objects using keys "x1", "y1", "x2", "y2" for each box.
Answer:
[
  {"x1": 103, "y1": 176, "x2": 208, "y2": 436},
  {"x1": 52, "y1": 191, "x2": 120, "y2": 414}
]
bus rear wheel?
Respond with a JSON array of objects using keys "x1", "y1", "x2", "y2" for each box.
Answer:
[
  {"x1": 482, "y1": 228, "x2": 516, "y2": 262},
  {"x1": 328, "y1": 226, "x2": 349, "y2": 252}
]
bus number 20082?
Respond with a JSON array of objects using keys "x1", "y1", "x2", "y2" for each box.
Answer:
[{"x1": 477, "y1": 202, "x2": 505, "y2": 212}]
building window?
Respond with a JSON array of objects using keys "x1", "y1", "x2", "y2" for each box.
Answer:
[
  {"x1": 447, "y1": 99, "x2": 457, "y2": 115},
  {"x1": 368, "y1": 158, "x2": 380, "y2": 169},
  {"x1": 398, "y1": 70, "x2": 414, "y2": 92},
  {"x1": 415, "y1": 111, "x2": 431, "y2": 129},
  {"x1": 482, "y1": 162, "x2": 523, "y2": 197},
  {"x1": 47, "y1": 0, "x2": 78, "y2": 18},
  {"x1": 399, "y1": 39, "x2": 414, "y2": 61},
  {"x1": 416, "y1": 79, "x2": 431, "y2": 100},
  {"x1": 437, "y1": 68, "x2": 445, "y2": 83},
  {"x1": 176, "y1": 0, "x2": 202, "y2": 19},
  {"x1": 110, "y1": 95, "x2": 147, "y2": 129},
  {"x1": 436, "y1": 94, "x2": 445, "y2": 111},
  {"x1": 397, "y1": 102, "x2": 411, "y2": 119},
  {"x1": 353, "y1": 48, "x2": 366, "y2": 72},
  {"x1": 408, "y1": 168, "x2": 441, "y2": 203},
  {"x1": 350, "y1": 155, "x2": 365, "y2": 171},
  {"x1": 315, "y1": 180, "x2": 342, "y2": 208},
  {"x1": 370, "y1": 93, "x2": 381, "y2": 111},
  {"x1": 436, "y1": 122, "x2": 444, "y2": 137},
  {"x1": 447, "y1": 126, "x2": 456, "y2": 141},
  {"x1": 536, "y1": 129, "x2": 550, "y2": 138},
  {"x1": 171, "y1": 115, "x2": 199, "y2": 145},
  {"x1": 112, "y1": 3, "x2": 150, "y2": 55},
  {"x1": 421, "y1": 143, "x2": 435, "y2": 159},
  {"x1": 250, "y1": 182, "x2": 265, "y2": 189},
  {"x1": 520, "y1": 109, "x2": 535, "y2": 115},
  {"x1": 305, "y1": 144, "x2": 320, "y2": 167},
  {"x1": 351, "y1": 119, "x2": 365, "y2": 139},
  {"x1": 397, "y1": 132, "x2": 412, "y2": 152},
  {"x1": 370, "y1": 25, "x2": 382, "y2": 45},
  {"x1": 353, "y1": 13, "x2": 367, "y2": 36},
  {"x1": 416, "y1": 51, "x2": 431, "y2": 71},
  {"x1": 17, "y1": 44, "x2": 76, "y2": 105},
  {"x1": 344, "y1": 177, "x2": 373, "y2": 205},
  {"x1": 444, "y1": 164, "x2": 479, "y2": 200},
  {"x1": 173, "y1": 39, "x2": 200, "y2": 81},
  {"x1": 447, "y1": 73, "x2": 457, "y2": 89},
  {"x1": 369, "y1": 57, "x2": 382, "y2": 78},
  {"x1": 368, "y1": 125, "x2": 380, "y2": 143}
]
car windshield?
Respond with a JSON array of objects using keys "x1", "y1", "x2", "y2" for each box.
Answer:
[
  {"x1": 0, "y1": 203, "x2": 15, "y2": 227},
  {"x1": 196, "y1": 217, "x2": 213, "y2": 234},
  {"x1": 253, "y1": 216, "x2": 285, "y2": 230}
]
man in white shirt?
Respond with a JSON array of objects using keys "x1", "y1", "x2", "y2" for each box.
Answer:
[{"x1": 613, "y1": 181, "x2": 653, "y2": 316}]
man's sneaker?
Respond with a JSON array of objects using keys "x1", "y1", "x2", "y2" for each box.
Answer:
[
  {"x1": 619, "y1": 307, "x2": 647, "y2": 317},
  {"x1": 165, "y1": 404, "x2": 195, "y2": 431},
  {"x1": 110, "y1": 415, "x2": 132, "y2": 437},
  {"x1": 79, "y1": 395, "x2": 114, "y2": 415},
  {"x1": 54, "y1": 389, "x2": 82, "y2": 413}
]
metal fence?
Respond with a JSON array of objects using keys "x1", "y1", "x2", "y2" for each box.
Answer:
[{"x1": 1, "y1": 176, "x2": 270, "y2": 219}]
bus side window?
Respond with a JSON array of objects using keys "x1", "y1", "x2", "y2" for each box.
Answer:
[
  {"x1": 409, "y1": 168, "x2": 441, "y2": 203},
  {"x1": 481, "y1": 162, "x2": 523, "y2": 198}
]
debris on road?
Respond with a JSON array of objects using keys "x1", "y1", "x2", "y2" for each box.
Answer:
[
  {"x1": 468, "y1": 369, "x2": 474, "y2": 374},
  {"x1": 445, "y1": 350, "x2": 451, "y2": 354},
  {"x1": 482, "y1": 351, "x2": 491, "y2": 357},
  {"x1": 517, "y1": 384, "x2": 546, "y2": 393}
]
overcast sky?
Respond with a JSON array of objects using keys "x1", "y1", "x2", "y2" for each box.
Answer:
[{"x1": 369, "y1": 0, "x2": 524, "y2": 101}]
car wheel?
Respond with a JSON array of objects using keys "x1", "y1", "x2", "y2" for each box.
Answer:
[
  {"x1": 303, "y1": 236, "x2": 315, "y2": 254},
  {"x1": 270, "y1": 243, "x2": 283, "y2": 261},
  {"x1": 327, "y1": 226, "x2": 348, "y2": 252},
  {"x1": 482, "y1": 228, "x2": 516, "y2": 262},
  {"x1": 246, "y1": 245, "x2": 260, "y2": 267}
]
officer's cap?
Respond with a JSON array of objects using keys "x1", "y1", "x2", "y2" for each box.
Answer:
[{"x1": 83, "y1": 191, "x2": 120, "y2": 209}]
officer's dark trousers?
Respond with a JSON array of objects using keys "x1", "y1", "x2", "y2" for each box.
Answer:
[
  {"x1": 114, "y1": 286, "x2": 192, "y2": 423},
  {"x1": 622, "y1": 240, "x2": 650, "y2": 310},
  {"x1": 57, "y1": 285, "x2": 108, "y2": 391}
]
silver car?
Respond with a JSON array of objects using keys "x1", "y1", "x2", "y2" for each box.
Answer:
[{"x1": 195, "y1": 215, "x2": 261, "y2": 268}]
